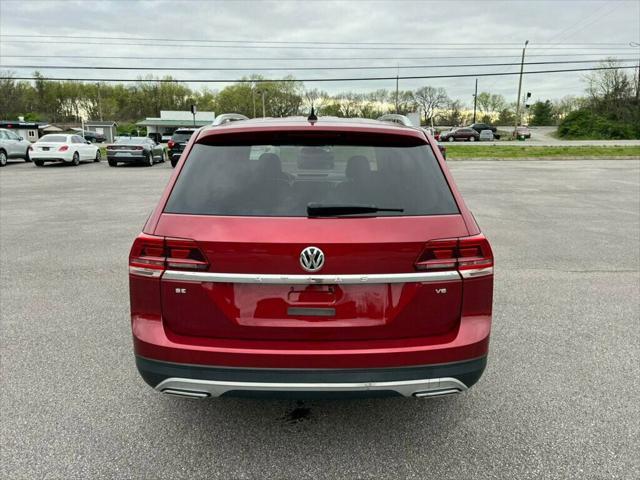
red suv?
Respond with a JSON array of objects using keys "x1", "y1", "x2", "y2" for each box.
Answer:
[{"x1": 129, "y1": 117, "x2": 494, "y2": 399}]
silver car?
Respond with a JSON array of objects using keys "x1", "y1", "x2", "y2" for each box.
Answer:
[{"x1": 0, "y1": 128, "x2": 32, "y2": 166}]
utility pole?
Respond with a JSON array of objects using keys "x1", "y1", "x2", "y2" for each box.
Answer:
[
  {"x1": 514, "y1": 40, "x2": 529, "y2": 135},
  {"x1": 96, "y1": 82, "x2": 103, "y2": 121},
  {"x1": 261, "y1": 90, "x2": 266, "y2": 117},
  {"x1": 472, "y1": 78, "x2": 478, "y2": 123},
  {"x1": 190, "y1": 104, "x2": 197, "y2": 128},
  {"x1": 395, "y1": 64, "x2": 399, "y2": 113},
  {"x1": 252, "y1": 84, "x2": 256, "y2": 118}
]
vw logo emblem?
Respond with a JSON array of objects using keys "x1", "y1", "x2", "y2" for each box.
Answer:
[{"x1": 299, "y1": 246, "x2": 325, "y2": 272}]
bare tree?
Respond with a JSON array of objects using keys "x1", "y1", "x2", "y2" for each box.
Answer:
[
  {"x1": 476, "y1": 92, "x2": 507, "y2": 119},
  {"x1": 585, "y1": 59, "x2": 633, "y2": 102},
  {"x1": 412, "y1": 86, "x2": 449, "y2": 125},
  {"x1": 302, "y1": 88, "x2": 330, "y2": 113}
]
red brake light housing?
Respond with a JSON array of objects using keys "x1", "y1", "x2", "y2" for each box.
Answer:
[
  {"x1": 129, "y1": 234, "x2": 208, "y2": 277},
  {"x1": 415, "y1": 234, "x2": 493, "y2": 278},
  {"x1": 58, "y1": 145, "x2": 69, "y2": 152},
  {"x1": 167, "y1": 139, "x2": 175, "y2": 149}
]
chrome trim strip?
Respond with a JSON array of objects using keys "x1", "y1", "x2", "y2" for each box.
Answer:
[
  {"x1": 459, "y1": 266, "x2": 494, "y2": 279},
  {"x1": 155, "y1": 377, "x2": 468, "y2": 398},
  {"x1": 161, "y1": 270, "x2": 461, "y2": 284}
]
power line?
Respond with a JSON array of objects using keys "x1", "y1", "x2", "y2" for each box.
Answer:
[
  {"x1": 0, "y1": 52, "x2": 635, "y2": 62},
  {"x1": 0, "y1": 33, "x2": 631, "y2": 47},
  {"x1": 1, "y1": 39, "x2": 637, "y2": 50},
  {"x1": 2, "y1": 65, "x2": 635, "y2": 83},
  {"x1": 2, "y1": 58, "x2": 636, "y2": 72}
]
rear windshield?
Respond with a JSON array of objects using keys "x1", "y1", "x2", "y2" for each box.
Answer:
[
  {"x1": 116, "y1": 137, "x2": 148, "y2": 144},
  {"x1": 165, "y1": 143, "x2": 458, "y2": 217},
  {"x1": 172, "y1": 131, "x2": 195, "y2": 142},
  {"x1": 39, "y1": 135, "x2": 67, "y2": 142}
]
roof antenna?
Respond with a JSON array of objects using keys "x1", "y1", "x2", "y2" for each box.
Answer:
[{"x1": 307, "y1": 104, "x2": 318, "y2": 123}]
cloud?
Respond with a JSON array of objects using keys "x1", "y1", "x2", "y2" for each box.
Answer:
[{"x1": 1, "y1": 0, "x2": 638, "y2": 104}]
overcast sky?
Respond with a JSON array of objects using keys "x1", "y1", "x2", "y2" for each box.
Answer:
[{"x1": 1, "y1": 0, "x2": 639, "y2": 106}]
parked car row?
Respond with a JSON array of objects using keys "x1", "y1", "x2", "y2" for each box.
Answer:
[{"x1": 1, "y1": 131, "x2": 169, "y2": 168}]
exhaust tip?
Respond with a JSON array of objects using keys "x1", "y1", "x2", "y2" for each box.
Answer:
[
  {"x1": 413, "y1": 388, "x2": 462, "y2": 398},
  {"x1": 161, "y1": 388, "x2": 210, "y2": 399}
]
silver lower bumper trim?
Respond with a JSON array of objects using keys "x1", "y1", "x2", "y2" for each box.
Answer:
[{"x1": 155, "y1": 376, "x2": 468, "y2": 398}]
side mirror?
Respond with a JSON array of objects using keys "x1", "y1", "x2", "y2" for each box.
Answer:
[{"x1": 86, "y1": 140, "x2": 91, "y2": 144}]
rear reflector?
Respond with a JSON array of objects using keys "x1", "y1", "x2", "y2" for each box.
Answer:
[
  {"x1": 415, "y1": 234, "x2": 493, "y2": 277},
  {"x1": 129, "y1": 234, "x2": 208, "y2": 277}
]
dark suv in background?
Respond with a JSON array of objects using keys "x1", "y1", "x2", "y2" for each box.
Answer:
[
  {"x1": 80, "y1": 130, "x2": 106, "y2": 143},
  {"x1": 167, "y1": 128, "x2": 197, "y2": 167}
]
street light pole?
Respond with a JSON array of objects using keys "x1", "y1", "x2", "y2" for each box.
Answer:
[
  {"x1": 252, "y1": 83, "x2": 256, "y2": 118},
  {"x1": 395, "y1": 64, "x2": 400, "y2": 114},
  {"x1": 514, "y1": 40, "x2": 529, "y2": 134},
  {"x1": 261, "y1": 90, "x2": 266, "y2": 118},
  {"x1": 472, "y1": 78, "x2": 478, "y2": 123}
]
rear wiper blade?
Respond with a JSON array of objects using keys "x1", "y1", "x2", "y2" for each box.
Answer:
[{"x1": 307, "y1": 203, "x2": 404, "y2": 217}]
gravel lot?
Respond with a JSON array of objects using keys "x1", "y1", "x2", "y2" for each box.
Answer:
[{"x1": 1, "y1": 158, "x2": 639, "y2": 479}]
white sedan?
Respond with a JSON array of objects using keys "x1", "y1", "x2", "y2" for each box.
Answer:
[{"x1": 30, "y1": 134, "x2": 101, "y2": 167}]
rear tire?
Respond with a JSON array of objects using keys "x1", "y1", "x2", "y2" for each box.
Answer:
[
  {"x1": 72, "y1": 152, "x2": 80, "y2": 166},
  {"x1": 94, "y1": 150, "x2": 101, "y2": 162},
  {"x1": 469, "y1": 136, "x2": 476, "y2": 142},
  {"x1": 108, "y1": 159, "x2": 117, "y2": 167},
  {"x1": 0, "y1": 150, "x2": 7, "y2": 167},
  {"x1": 34, "y1": 160, "x2": 44, "y2": 167},
  {"x1": 146, "y1": 152, "x2": 153, "y2": 167}
]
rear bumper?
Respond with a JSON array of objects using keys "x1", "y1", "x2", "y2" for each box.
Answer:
[
  {"x1": 31, "y1": 152, "x2": 73, "y2": 162},
  {"x1": 133, "y1": 313, "x2": 490, "y2": 368},
  {"x1": 107, "y1": 154, "x2": 146, "y2": 162},
  {"x1": 136, "y1": 355, "x2": 486, "y2": 398}
]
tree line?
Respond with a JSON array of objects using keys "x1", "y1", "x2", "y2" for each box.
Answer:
[{"x1": 1, "y1": 61, "x2": 637, "y2": 137}]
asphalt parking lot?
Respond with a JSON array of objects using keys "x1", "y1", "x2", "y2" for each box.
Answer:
[{"x1": 1, "y1": 158, "x2": 639, "y2": 479}]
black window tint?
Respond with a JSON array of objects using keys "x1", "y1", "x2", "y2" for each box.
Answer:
[
  {"x1": 165, "y1": 143, "x2": 458, "y2": 217},
  {"x1": 172, "y1": 131, "x2": 195, "y2": 142}
]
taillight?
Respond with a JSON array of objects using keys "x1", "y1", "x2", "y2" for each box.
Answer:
[
  {"x1": 58, "y1": 145, "x2": 69, "y2": 152},
  {"x1": 165, "y1": 238, "x2": 208, "y2": 271},
  {"x1": 415, "y1": 234, "x2": 493, "y2": 278},
  {"x1": 129, "y1": 234, "x2": 166, "y2": 277},
  {"x1": 129, "y1": 234, "x2": 208, "y2": 277},
  {"x1": 167, "y1": 139, "x2": 175, "y2": 149}
]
